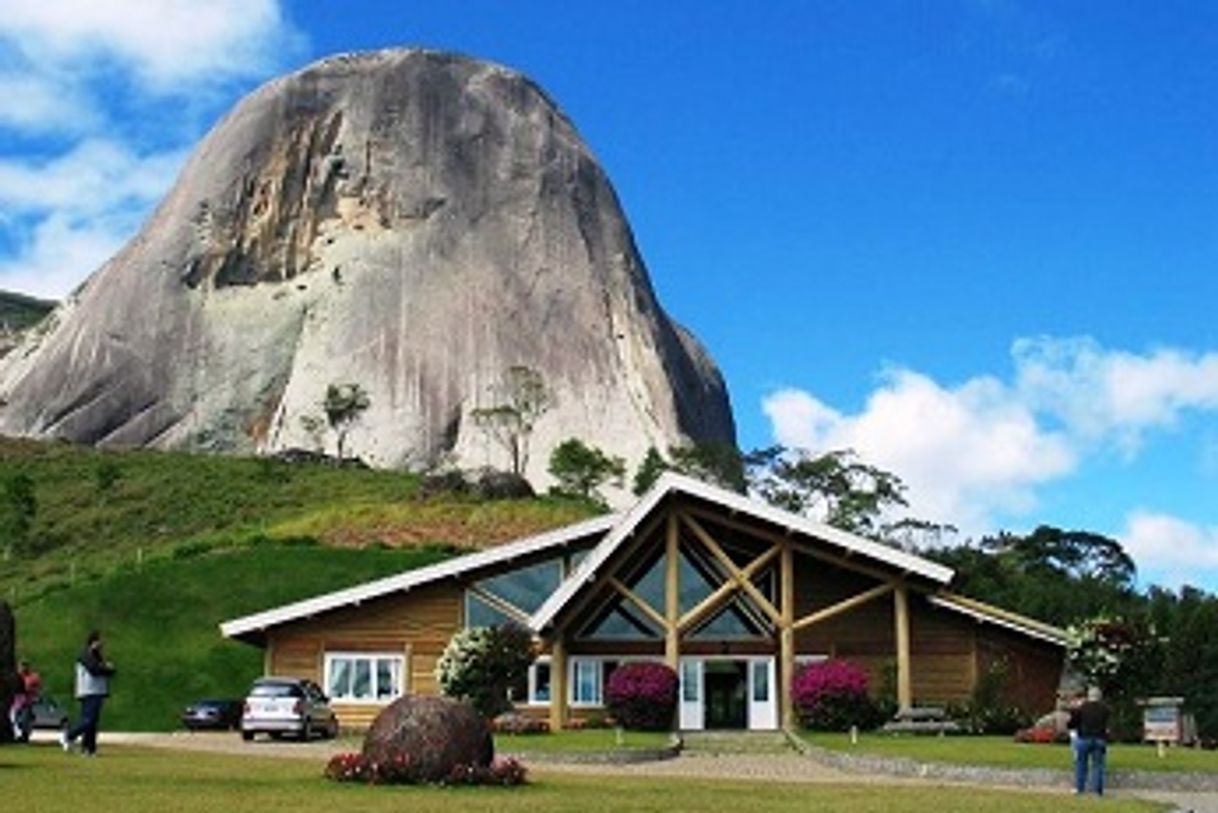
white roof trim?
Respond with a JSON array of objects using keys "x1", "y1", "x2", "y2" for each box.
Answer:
[
  {"x1": 219, "y1": 513, "x2": 619, "y2": 641},
  {"x1": 928, "y1": 594, "x2": 1068, "y2": 647},
  {"x1": 529, "y1": 472, "x2": 954, "y2": 632}
]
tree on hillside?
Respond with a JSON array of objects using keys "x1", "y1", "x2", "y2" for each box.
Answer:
[
  {"x1": 632, "y1": 446, "x2": 669, "y2": 495},
  {"x1": 471, "y1": 366, "x2": 553, "y2": 477},
  {"x1": 665, "y1": 442, "x2": 747, "y2": 492},
  {"x1": 548, "y1": 438, "x2": 625, "y2": 503},
  {"x1": 928, "y1": 527, "x2": 1140, "y2": 628},
  {"x1": 1147, "y1": 586, "x2": 1218, "y2": 740},
  {"x1": 748, "y1": 447, "x2": 909, "y2": 538},
  {"x1": 323, "y1": 383, "x2": 371, "y2": 464}
]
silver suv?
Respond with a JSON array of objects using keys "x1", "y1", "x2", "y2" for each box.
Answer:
[{"x1": 240, "y1": 677, "x2": 339, "y2": 741}]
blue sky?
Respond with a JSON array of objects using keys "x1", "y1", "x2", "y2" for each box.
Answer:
[{"x1": 1, "y1": 1, "x2": 1216, "y2": 590}]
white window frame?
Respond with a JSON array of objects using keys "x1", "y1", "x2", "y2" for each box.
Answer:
[
  {"x1": 570, "y1": 658, "x2": 603, "y2": 707},
  {"x1": 526, "y1": 657, "x2": 552, "y2": 706},
  {"x1": 567, "y1": 655, "x2": 664, "y2": 708},
  {"x1": 323, "y1": 652, "x2": 406, "y2": 705}
]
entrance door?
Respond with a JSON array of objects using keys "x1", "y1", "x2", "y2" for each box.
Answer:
[
  {"x1": 679, "y1": 658, "x2": 703, "y2": 730},
  {"x1": 747, "y1": 657, "x2": 777, "y2": 730},
  {"x1": 703, "y1": 660, "x2": 748, "y2": 729}
]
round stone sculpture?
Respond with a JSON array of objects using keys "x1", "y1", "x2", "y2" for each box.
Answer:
[{"x1": 362, "y1": 695, "x2": 493, "y2": 782}]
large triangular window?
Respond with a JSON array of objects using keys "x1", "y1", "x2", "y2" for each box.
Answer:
[
  {"x1": 580, "y1": 600, "x2": 663, "y2": 640},
  {"x1": 689, "y1": 597, "x2": 768, "y2": 640}
]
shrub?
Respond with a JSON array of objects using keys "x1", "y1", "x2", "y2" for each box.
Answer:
[
  {"x1": 960, "y1": 659, "x2": 1031, "y2": 735},
  {"x1": 791, "y1": 659, "x2": 880, "y2": 731},
  {"x1": 605, "y1": 662, "x2": 678, "y2": 730},
  {"x1": 492, "y1": 712, "x2": 550, "y2": 735},
  {"x1": 436, "y1": 624, "x2": 536, "y2": 718},
  {"x1": 324, "y1": 753, "x2": 527, "y2": 786},
  {"x1": 445, "y1": 757, "x2": 529, "y2": 786}
]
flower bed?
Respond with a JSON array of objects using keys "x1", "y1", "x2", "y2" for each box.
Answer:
[{"x1": 324, "y1": 752, "x2": 527, "y2": 786}]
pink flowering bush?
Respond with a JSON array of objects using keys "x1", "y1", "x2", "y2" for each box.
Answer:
[
  {"x1": 324, "y1": 752, "x2": 527, "y2": 786},
  {"x1": 606, "y1": 662, "x2": 678, "y2": 730},
  {"x1": 791, "y1": 659, "x2": 881, "y2": 731}
]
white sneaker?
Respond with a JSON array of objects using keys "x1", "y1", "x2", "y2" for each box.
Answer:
[{"x1": 60, "y1": 730, "x2": 71, "y2": 752}]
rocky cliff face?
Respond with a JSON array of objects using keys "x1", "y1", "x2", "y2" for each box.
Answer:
[{"x1": 0, "y1": 50, "x2": 735, "y2": 489}]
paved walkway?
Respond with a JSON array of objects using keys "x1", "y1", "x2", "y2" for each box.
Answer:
[{"x1": 29, "y1": 730, "x2": 1214, "y2": 811}]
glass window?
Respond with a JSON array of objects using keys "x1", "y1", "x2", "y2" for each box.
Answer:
[
  {"x1": 478, "y1": 559, "x2": 563, "y2": 616},
  {"x1": 465, "y1": 592, "x2": 518, "y2": 628},
  {"x1": 690, "y1": 599, "x2": 765, "y2": 640},
  {"x1": 752, "y1": 660, "x2": 769, "y2": 703},
  {"x1": 327, "y1": 660, "x2": 351, "y2": 700},
  {"x1": 530, "y1": 661, "x2": 551, "y2": 704},
  {"x1": 572, "y1": 659, "x2": 602, "y2": 705},
  {"x1": 681, "y1": 660, "x2": 700, "y2": 702},
  {"x1": 627, "y1": 551, "x2": 667, "y2": 611},
  {"x1": 677, "y1": 546, "x2": 721, "y2": 614},
  {"x1": 325, "y1": 653, "x2": 405, "y2": 703},
  {"x1": 251, "y1": 681, "x2": 304, "y2": 698},
  {"x1": 375, "y1": 658, "x2": 400, "y2": 700},
  {"x1": 352, "y1": 659, "x2": 372, "y2": 699},
  {"x1": 581, "y1": 602, "x2": 662, "y2": 640}
]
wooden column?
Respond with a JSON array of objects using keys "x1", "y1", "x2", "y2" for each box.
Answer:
[
  {"x1": 780, "y1": 539, "x2": 795, "y2": 729},
  {"x1": 664, "y1": 512, "x2": 680, "y2": 668},
  {"x1": 549, "y1": 636, "x2": 568, "y2": 732},
  {"x1": 893, "y1": 583, "x2": 912, "y2": 711}
]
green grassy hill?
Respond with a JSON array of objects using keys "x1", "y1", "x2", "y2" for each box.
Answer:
[
  {"x1": 0, "y1": 438, "x2": 594, "y2": 602},
  {"x1": 14, "y1": 542, "x2": 458, "y2": 730},
  {"x1": 0, "y1": 438, "x2": 598, "y2": 730},
  {"x1": 0, "y1": 290, "x2": 55, "y2": 331}
]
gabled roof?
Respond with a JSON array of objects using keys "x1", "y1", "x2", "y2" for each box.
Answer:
[
  {"x1": 219, "y1": 513, "x2": 619, "y2": 643},
  {"x1": 529, "y1": 472, "x2": 955, "y2": 633},
  {"x1": 928, "y1": 592, "x2": 1069, "y2": 647}
]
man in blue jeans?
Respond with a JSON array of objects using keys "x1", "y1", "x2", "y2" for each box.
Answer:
[
  {"x1": 1069, "y1": 686, "x2": 1111, "y2": 795},
  {"x1": 61, "y1": 630, "x2": 116, "y2": 757}
]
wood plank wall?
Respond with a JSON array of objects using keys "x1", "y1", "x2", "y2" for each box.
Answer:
[
  {"x1": 792, "y1": 555, "x2": 976, "y2": 705},
  {"x1": 267, "y1": 583, "x2": 462, "y2": 729}
]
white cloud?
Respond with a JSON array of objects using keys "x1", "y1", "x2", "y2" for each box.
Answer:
[
  {"x1": 0, "y1": 214, "x2": 125, "y2": 299},
  {"x1": 0, "y1": 0, "x2": 299, "y2": 92},
  {"x1": 0, "y1": 1, "x2": 302, "y2": 297},
  {"x1": 0, "y1": 141, "x2": 186, "y2": 298},
  {"x1": 1121, "y1": 511, "x2": 1218, "y2": 589},
  {"x1": 0, "y1": 72, "x2": 98, "y2": 133},
  {"x1": 763, "y1": 370, "x2": 1075, "y2": 533},
  {"x1": 764, "y1": 336, "x2": 1218, "y2": 537},
  {"x1": 1015, "y1": 336, "x2": 1218, "y2": 453},
  {"x1": 0, "y1": 139, "x2": 185, "y2": 218}
]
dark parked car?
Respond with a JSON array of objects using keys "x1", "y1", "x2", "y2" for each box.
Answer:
[
  {"x1": 240, "y1": 677, "x2": 338, "y2": 741},
  {"x1": 31, "y1": 696, "x2": 69, "y2": 730},
  {"x1": 181, "y1": 698, "x2": 243, "y2": 731}
]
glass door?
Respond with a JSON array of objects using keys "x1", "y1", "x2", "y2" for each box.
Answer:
[
  {"x1": 747, "y1": 657, "x2": 777, "y2": 730},
  {"x1": 678, "y1": 658, "x2": 703, "y2": 730}
]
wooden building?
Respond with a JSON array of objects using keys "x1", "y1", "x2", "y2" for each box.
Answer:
[{"x1": 221, "y1": 473, "x2": 1066, "y2": 731}]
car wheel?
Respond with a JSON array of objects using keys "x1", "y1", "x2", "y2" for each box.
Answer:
[{"x1": 241, "y1": 730, "x2": 254, "y2": 742}]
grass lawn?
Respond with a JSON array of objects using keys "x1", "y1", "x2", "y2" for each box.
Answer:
[
  {"x1": 0, "y1": 745, "x2": 1167, "y2": 813},
  {"x1": 495, "y1": 729, "x2": 672, "y2": 753},
  {"x1": 804, "y1": 732, "x2": 1218, "y2": 774}
]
